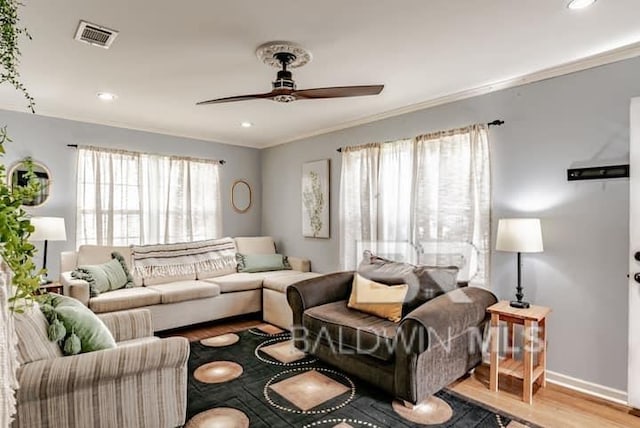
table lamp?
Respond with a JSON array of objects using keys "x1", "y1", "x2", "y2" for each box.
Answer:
[
  {"x1": 29, "y1": 217, "x2": 67, "y2": 284},
  {"x1": 496, "y1": 218, "x2": 543, "y2": 308}
]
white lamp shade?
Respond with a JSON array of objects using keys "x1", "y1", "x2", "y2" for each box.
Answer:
[
  {"x1": 496, "y1": 218, "x2": 543, "y2": 253},
  {"x1": 30, "y1": 217, "x2": 67, "y2": 241}
]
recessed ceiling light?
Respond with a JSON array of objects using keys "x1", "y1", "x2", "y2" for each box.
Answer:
[
  {"x1": 240, "y1": 121, "x2": 253, "y2": 128},
  {"x1": 97, "y1": 92, "x2": 117, "y2": 101},
  {"x1": 567, "y1": 0, "x2": 596, "y2": 10}
]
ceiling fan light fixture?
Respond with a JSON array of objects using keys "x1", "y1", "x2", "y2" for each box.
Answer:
[
  {"x1": 196, "y1": 41, "x2": 384, "y2": 106},
  {"x1": 273, "y1": 94, "x2": 296, "y2": 103},
  {"x1": 240, "y1": 121, "x2": 253, "y2": 128},
  {"x1": 567, "y1": 0, "x2": 596, "y2": 10},
  {"x1": 97, "y1": 92, "x2": 117, "y2": 101}
]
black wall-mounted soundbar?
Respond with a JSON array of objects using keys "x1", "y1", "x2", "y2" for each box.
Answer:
[{"x1": 567, "y1": 164, "x2": 629, "y2": 181}]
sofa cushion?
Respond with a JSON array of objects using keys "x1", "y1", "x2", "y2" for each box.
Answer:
[
  {"x1": 358, "y1": 251, "x2": 460, "y2": 315},
  {"x1": 347, "y1": 274, "x2": 408, "y2": 323},
  {"x1": 73, "y1": 253, "x2": 133, "y2": 297},
  {"x1": 147, "y1": 280, "x2": 220, "y2": 304},
  {"x1": 262, "y1": 271, "x2": 322, "y2": 293},
  {"x1": 235, "y1": 236, "x2": 276, "y2": 255},
  {"x1": 13, "y1": 303, "x2": 63, "y2": 363},
  {"x1": 236, "y1": 253, "x2": 291, "y2": 273},
  {"x1": 303, "y1": 300, "x2": 398, "y2": 362},
  {"x1": 41, "y1": 294, "x2": 117, "y2": 355},
  {"x1": 89, "y1": 287, "x2": 161, "y2": 313},
  {"x1": 202, "y1": 273, "x2": 263, "y2": 293},
  {"x1": 76, "y1": 245, "x2": 141, "y2": 286},
  {"x1": 73, "y1": 262, "x2": 111, "y2": 295}
]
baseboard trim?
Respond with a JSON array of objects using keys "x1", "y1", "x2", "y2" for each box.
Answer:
[{"x1": 545, "y1": 370, "x2": 628, "y2": 406}]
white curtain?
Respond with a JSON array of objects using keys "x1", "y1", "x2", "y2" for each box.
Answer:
[
  {"x1": 340, "y1": 143, "x2": 380, "y2": 269},
  {"x1": 339, "y1": 125, "x2": 491, "y2": 286},
  {"x1": 413, "y1": 125, "x2": 491, "y2": 286},
  {"x1": 339, "y1": 140, "x2": 415, "y2": 269},
  {"x1": 77, "y1": 146, "x2": 222, "y2": 246}
]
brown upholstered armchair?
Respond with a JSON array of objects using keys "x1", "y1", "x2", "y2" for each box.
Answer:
[{"x1": 287, "y1": 271, "x2": 497, "y2": 406}]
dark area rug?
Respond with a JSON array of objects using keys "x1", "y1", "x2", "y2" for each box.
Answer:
[{"x1": 186, "y1": 329, "x2": 535, "y2": 427}]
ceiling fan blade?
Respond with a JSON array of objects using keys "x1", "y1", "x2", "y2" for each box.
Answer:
[
  {"x1": 196, "y1": 92, "x2": 274, "y2": 105},
  {"x1": 293, "y1": 85, "x2": 384, "y2": 99}
]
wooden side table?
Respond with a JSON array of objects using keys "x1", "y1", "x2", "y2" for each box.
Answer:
[
  {"x1": 36, "y1": 282, "x2": 64, "y2": 295},
  {"x1": 487, "y1": 300, "x2": 551, "y2": 404}
]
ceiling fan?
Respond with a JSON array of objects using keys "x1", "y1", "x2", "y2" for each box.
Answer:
[{"x1": 196, "y1": 42, "x2": 384, "y2": 105}]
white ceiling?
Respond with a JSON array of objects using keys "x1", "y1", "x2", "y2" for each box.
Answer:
[{"x1": 1, "y1": 0, "x2": 640, "y2": 148}]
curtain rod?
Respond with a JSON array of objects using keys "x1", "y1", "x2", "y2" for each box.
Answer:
[
  {"x1": 335, "y1": 119, "x2": 504, "y2": 153},
  {"x1": 66, "y1": 144, "x2": 226, "y2": 165}
]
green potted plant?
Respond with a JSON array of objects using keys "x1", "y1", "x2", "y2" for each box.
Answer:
[
  {"x1": 1, "y1": 0, "x2": 42, "y2": 310},
  {"x1": 1, "y1": 1, "x2": 39, "y2": 422}
]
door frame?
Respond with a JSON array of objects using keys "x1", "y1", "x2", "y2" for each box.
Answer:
[{"x1": 629, "y1": 97, "x2": 640, "y2": 408}]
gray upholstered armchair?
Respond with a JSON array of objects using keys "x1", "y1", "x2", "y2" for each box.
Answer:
[
  {"x1": 12, "y1": 307, "x2": 189, "y2": 428},
  {"x1": 287, "y1": 271, "x2": 497, "y2": 405}
]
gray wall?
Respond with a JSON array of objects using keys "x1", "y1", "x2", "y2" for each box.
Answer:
[
  {"x1": 262, "y1": 56, "x2": 640, "y2": 392},
  {"x1": 0, "y1": 110, "x2": 262, "y2": 279}
]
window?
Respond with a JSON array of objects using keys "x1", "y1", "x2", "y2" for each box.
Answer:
[
  {"x1": 76, "y1": 146, "x2": 222, "y2": 246},
  {"x1": 339, "y1": 125, "x2": 491, "y2": 286}
]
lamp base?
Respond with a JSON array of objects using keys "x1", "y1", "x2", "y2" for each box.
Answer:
[{"x1": 510, "y1": 300, "x2": 530, "y2": 309}]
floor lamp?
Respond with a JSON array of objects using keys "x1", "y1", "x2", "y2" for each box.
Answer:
[
  {"x1": 29, "y1": 217, "x2": 67, "y2": 284},
  {"x1": 496, "y1": 218, "x2": 544, "y2": 309}
]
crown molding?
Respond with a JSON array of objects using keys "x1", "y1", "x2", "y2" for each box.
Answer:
[
  {"x1": 264, "y1": 40, "x2": 640, "y2": 148},
  {"x1": 0, "y1": 102, "x2": 260, "y2": 149},
  {"x1": 2, "y1": 41, "x2": 639, "y2": 150}
]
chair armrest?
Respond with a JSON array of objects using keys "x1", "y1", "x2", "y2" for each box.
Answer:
[
  {"x1": 287, "y1": 271, "x2": 354, "y2": 327},
  {"x1": 17, "y1": 337, "x2": 189, "y2": 400},
  {"x1": 397, "y1": 287, "x2": 497, "y2": 354},
  {"x1": 61, "y1": 271, "x2": 90, "y2": 306},
  {"x1": 97, "y1": 309, "x2": 154, "y2": 342},
  {"x1": 287, "y1": 256, "x2": 311, "y2": 272}
]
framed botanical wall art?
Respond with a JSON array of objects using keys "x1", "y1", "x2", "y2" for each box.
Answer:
[{"x1": 302, "y1": 159, "x2": 330, "y2": 238}]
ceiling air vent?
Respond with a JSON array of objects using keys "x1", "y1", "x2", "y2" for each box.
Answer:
[{"x1": 74, "y1": 20, "x2": 118, "y2": 49}]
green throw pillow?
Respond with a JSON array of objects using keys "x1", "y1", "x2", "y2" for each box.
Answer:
[
  {"x1": 41, "y1": 294, "x2": 116, "y2": 355},
  {"x1": 236, "y1": 253, "x2": 292, "y2": 273},
  {"x1": 72, "y1": 251, "x2": 133, "y2": 297}
]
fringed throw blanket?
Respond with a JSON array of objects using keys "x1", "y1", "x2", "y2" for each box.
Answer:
[{"x1": 131, "y1": 238, "x2": 237, "y2": 284}]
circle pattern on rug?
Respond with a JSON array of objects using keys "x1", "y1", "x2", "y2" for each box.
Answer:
[
  {"x1": 302, "y1": 418, "x2": 381, "y2": 428},
  {"x1": 194, "y1": 361, "x2": 243, "y2": 384},
  {"x1": 254, "y1": 337, "x2": 317, "y2": 366},
  {"x1": 200, "y1": 333, "x2": 240, "y2": 347},
  {"x1": 185, "y1": 407, "x2": 249, "y2": 428},
  {"x1": 248, "y1": 327, "x2": 289, "y2": 338},
  {"x1": 263, "y1": 367, "x2": 356, "y2": 414},
  {"x1": 391, "y1": 397, "x2": 453, "y2": 425}
]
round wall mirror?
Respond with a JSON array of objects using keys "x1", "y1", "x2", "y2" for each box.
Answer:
[
  {"x1": 231, "y1": 180, "x2": 252, "y2": 213},
  {"x1": 8, "y1": 159, "x2": 52, "y2": 207}
]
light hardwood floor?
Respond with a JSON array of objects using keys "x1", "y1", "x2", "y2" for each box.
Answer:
[
  {"x1": 163, "y1": 316, "x2": 640, "y2": 428},
  {"x1": 450, "y1": 365, "x2": 639, "y2": 428}
]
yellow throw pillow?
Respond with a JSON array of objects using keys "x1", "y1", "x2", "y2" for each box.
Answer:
[{"x1": 347, "y1": 273, "x2": 408, "y2": 322}]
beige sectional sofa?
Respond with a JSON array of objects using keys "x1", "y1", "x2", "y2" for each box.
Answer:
[{"x1": 60, "y1": 236, "x2": 319, "y2": 331}]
